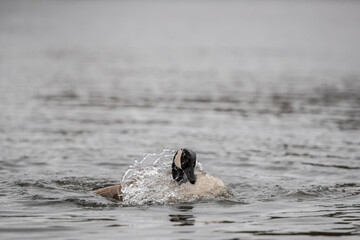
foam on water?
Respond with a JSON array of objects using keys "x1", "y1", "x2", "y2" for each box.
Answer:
[{"x1": 120, "y1": 149, "x2": 205, "y2": 205}]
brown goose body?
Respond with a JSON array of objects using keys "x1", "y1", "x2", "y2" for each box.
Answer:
[
  {"x1": 93, "y1": 184, "x2": 122, "y2": 200},
  {"x1": 93, "y1": 172, "x2": 227, "y2": 201},
  {"x1": 177, "y1": 171, "x2": 227, "y2": 198}
]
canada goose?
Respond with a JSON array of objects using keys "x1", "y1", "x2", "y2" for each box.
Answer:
[{"x1": 93, "y1": 148, "x2": 227, "y2": 201}]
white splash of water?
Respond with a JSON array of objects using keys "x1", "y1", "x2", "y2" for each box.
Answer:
[{"x1": 120, "y1": 149, "x2": 203, "y2": 205}]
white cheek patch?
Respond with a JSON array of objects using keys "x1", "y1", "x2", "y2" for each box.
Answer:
[{"x1": 174, "y1": 149, "x2": 183, "y2": 169}]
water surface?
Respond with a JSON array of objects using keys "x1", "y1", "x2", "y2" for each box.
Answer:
[{"x1": 1, "y1": 0, "x2": 360, "y2": 239}]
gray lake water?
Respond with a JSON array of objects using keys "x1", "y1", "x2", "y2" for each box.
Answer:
[{"x1": 1, "y1": 0, "x2": 360, "y2": 239}]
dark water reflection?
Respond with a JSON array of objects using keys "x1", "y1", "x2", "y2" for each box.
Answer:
[
  {"x1": 1, "y1": 0, "x2": 360, "y2": 239},
  {"x1": 170, "y1": 205, "x2": 195, "y2": 226}
]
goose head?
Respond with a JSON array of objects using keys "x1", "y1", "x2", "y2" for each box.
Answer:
[{"x1": 172, "y1": 148, "x2": 197, "y2": 184}]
